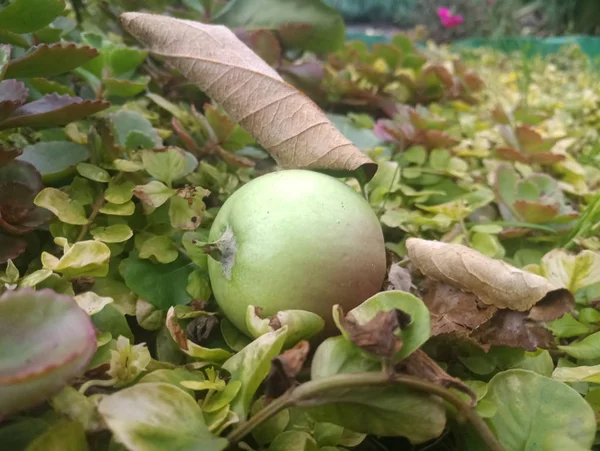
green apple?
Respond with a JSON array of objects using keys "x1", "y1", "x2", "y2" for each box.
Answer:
[{"x1": 207, "y1": 169, "x2": 387, "y2": 336}]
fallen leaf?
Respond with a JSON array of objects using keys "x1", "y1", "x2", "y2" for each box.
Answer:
[
  {"x1": 265, "y1": 340, "x2": 310, "y2": 399},
  {"x1": 120, "y1": 13, "x2": 376, "y2": 179},
  {"x1": 419, "y1": 278, "x2": 497, "y2": 337},
  {"x1": 473, "y1": 310, "x2": 554, "y2": 351},
  {"x1": 406, "y1": 238, "x2": 573, "y2": 311}
]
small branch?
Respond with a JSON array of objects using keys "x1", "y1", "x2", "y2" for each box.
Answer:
[
  {"x1": 226, "y1": 372, "x2": 504, "y2": 451},
  {"x1": 76, "y1": 195, "x2": 105, "y2": 242}
]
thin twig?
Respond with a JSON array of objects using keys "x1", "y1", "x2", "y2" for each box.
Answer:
[
  {"x1": 76, "y1": 195, "x2": 105, "y2": 242},
  {"x1": 225, "y1": 372, "x2": 504, "y2": 451}
]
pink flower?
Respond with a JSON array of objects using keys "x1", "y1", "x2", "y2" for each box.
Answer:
[{"x1": 437, "y1": 7, "x2": 464, "y2": 28}]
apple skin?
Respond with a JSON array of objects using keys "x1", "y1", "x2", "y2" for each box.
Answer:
[{"x1": 207, "y1": 169, "x2": 387, "y2": 336}]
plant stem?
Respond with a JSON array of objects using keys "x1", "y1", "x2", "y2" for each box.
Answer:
[
  {"x1": 76, "y1": 195, "x2": 105, "y2": 242},
  {"x1": 226, "y1": 372, "x2": 505, "y2": 451}
]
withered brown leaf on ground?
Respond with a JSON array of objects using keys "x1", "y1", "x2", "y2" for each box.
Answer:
[
  {"x1": 421, "y1": 278, "x2": 562, "y2": 351},
  {"x1": 120, "y1": 13, "x2": 376, "y2": 178},
  {"x1": 472, "y1": 310, "x2": 553, "y2": 351},
  {"x1": 399, "y1": 349, "x2": 476, "y2": 406},
  {"x1": 406, "y1": 237, "x2": 573, "y2": 311},
  {"x1": 265, "y1": 340, "x2": 310, "y2": 399},
  {"x1": 419, "y1": 278, "x2": 497, "y2": 337},
  {"x1": 339, "y1": 308, "x2": 410, "y2": 358}
]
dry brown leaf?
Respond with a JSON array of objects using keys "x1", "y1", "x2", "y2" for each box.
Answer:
[
  {"x1": 472, "y1": 310, "x2": 553, "y2": 351},
  {"x1": 399, "y1": 349, "x2": 476, "y2": 406},
  {"x1": 265, "y1": 340, "x2": 310, "y2": 399},
  {"x1": 419, "y1": 278, "x2": 497, "y2": 337},
  {"x1": 340, "y1": 308, "x2": 409, "y2": 358},
  {"x1": 406, "y1": 238, "x2": 572, "y2": 311},
  {"x1": 419, "y1": 278, "x2": 567, "y2": 351},
  {"x1": 120, "y1": 12, "x2": 376, "y2": 178}
]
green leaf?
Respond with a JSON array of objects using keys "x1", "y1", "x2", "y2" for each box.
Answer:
[
  {"x1": 0, "y1": 418, "x2": 49, "y2": 450},
  {"x1": 139, "y1": 368, "x2": 205, "y2": 396},
  {"x1": 203, "y1": 380, "x2": 242, "y2": 412},
  {"x1": 0, "y1": 289, "x2": 96, "y2": 416},
  {"x1": 108, "y1": 46, "x2": 148, "y2": 76},
  {"x1": 142, "y1": 147, "x2": 192, "y2": 187},
  {"x1": 92, "y1": 304, "x2": 134, "y2": 342},
  {"x1": 221, "y1": 318, "x2": 251, "y2": 352},
  {"x1": 311, "y1": 336, "x2": 380, "y2": 380},
  {"x1": 306, "y1": 384, "x2": 446, "y2": 443},
  {"x1": 41, "y1": 239, "x2": 110, "y2": 278},
  {"x1": 186, "y1": 270, "x2": 212, "y2": 301},
  {"x1": 34, "y1": 187, "x2": 88, "y2": 225},
  {"x1": 482, "y1": 369, "x2": 595, "y2": 450},
  {"x1": 18, "y1": 141, "x2": 89, "y2": 184},
  {"x1": 495, "y1": 163, "x2": 518, "y2": 207},
  {"x1": 538, "y1": 249, "x2": 600, "y2": 293},
  {"x1": 134, "y1": 181, "x2": 176, "y2": 208},
  {"x1": 268, "y1": 431, "x2": 318, "y2": 451},
  {"x1": 74, "y1": 291, "x2": 113, "y2": 315},
  {"x1": 121, "y1": 253, "x2": 193, "y2": 309},
  {"x1": 5, "y1": 44, "x2": 99, "y2": 79},
  {"x1": 105, "y1": 179, "x2": 136, "y2": 205},
  {"x1": 98, "y1": 382, "x2": 228, "y2": 451},
  {"x1": 553, "y1": 364, "x2": 600, "y2": 384},
  {"x1": 558, "y1": 331, "x2": 600, "y2": 360},
  {"x1": 0, "y1": 0, "x2": 65, "y2": 34},
  {"x1": 222, "y1": 327, "x2": 288, "y2": 419},
  {"x1": 110, "y1": 110, "x2": 162, "y2": 148},
  {"x1": 214, "y1": 0, "x2": 345, "y2": 53},
  {"x1": 76, "y1": 162, "x2": 111, "y2": 182},
  {"x1": 139, "y1": 235, "x2": 178, "y2": 264},
  {"x1": 547, "y1": 313, "x2": 592, "y2": 338},
  {"x1": 168, "y1": 193, "x2": 206, "y2": 230},
  {"x1": 50, "y1": 386, "x2": 103, "y2": 432},
  {"x1": 246, "y1": 306, "x2": 325, "y2": 348},
  {"x1": 26, "y1": 420, "x2": 88, "y2": 451},
  {"x1": 326, "y1": 113, "x2": 382, "y2": 149},
  {"x1": 91, "y1": 224, "x2": 133, "y2": 243},
  {"x1": 333, "y1": 290, "x2": 430, "y2": 361},
  {"x1": 99, "y1": 200, "x2": 135, "y2": 216},
  {"x1": 103, "y1": 77, "x2": 150, "y2": 98},
  {"x1": 250, "y1": 396, "x2": 289, "y2": 446}
]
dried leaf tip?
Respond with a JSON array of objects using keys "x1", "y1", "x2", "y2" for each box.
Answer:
[{"x1": 119, "y1": 12, "x2": 376, "y2": 180}]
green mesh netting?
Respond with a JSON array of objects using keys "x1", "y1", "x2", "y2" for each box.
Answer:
[{"x1": 323, "y1": 0, "x2": 418, "y2": 25}]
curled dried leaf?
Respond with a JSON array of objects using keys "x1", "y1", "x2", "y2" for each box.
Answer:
[
  {"x1": 120, "y1": 12, "x2": 376, "y2": 179},
  {"x1": 399, "y1": 349, "x2": 476, "y2": 406},
  {"x1": 265, "y1": 340, "x2": 310, "y2": 400},
  {"x1": 340, "y1": 308, "x2": 409, "y2": 358},
  {"x1": 407, "y1": 238, "x2": 573, "y2": 311}
]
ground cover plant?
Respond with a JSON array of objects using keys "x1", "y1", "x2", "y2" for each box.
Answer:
[{"x1": 2, "y1": 1, "x2": 600, "y2": 450}]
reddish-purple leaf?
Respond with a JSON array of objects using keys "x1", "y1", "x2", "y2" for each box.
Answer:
[
  {"x1": 514, "y1": 200, "x2": 559, "y2": 224},
  {"x1": 515, "y1": 125, "x2": 543, "y2": 153},
  {"x1": 0, "y1": 79, "x2": 28, "y2": 121},
  {"x1": 528, "y1": 152, "x2": 565, "y2": 165},
  {"x1": 5, "y1": 43, "x2": 99, "y2": 79},
  {"x1": 0, "y1": 288, "x2": 96, "y2": 416},
  {"x1": 0, "y1": 233, "x2": 27, "y2": 263},
  {"x1": 496, "y1": 146, "x2": 528, "y2": 163},
  {"x1": 0, "y1": 94, "x2": 109, "y2": 130},
  {"x1": 249, "y1": 30, "x2": 281, "y2": 67},
  {"x1": 0, "y1": 148, "x2": 22, "y2": 167}
]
